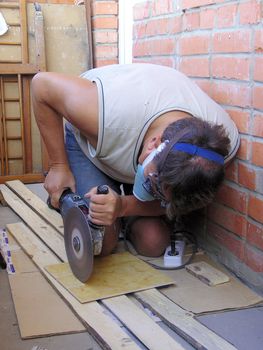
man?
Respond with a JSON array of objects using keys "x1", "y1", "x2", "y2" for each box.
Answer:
[{"x1": 32, "y1": 63, "x2": 240, "y2": 257}]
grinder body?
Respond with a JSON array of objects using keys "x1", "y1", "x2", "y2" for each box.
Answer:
[{"x1": 59, "y1": 186, "x2": 108, "y2": 282}]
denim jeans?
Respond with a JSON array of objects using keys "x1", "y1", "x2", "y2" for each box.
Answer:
[{"x1": 65, "y1": 123, "x2": 130, "y2": 198}]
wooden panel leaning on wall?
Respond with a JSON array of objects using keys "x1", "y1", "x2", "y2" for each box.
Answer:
[{"x1": 0, "y1": 0, "x2": 92, "y2": 184}]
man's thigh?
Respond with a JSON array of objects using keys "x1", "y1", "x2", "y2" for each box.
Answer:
[{"x1": 65, "y1": 123, "x2": 122, "y2": 198}]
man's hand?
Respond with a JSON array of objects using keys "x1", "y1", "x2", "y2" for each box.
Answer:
[
  {"x1": 85, "y1": 187, "x2": 122, "y2": 226},
  {"x1": 44, "y1": 164, "x2": 76, "y2": 208}
]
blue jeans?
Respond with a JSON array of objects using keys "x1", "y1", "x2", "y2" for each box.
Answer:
[{"x1": 65, "y1": 123, "x2": 131, "y2": 198}]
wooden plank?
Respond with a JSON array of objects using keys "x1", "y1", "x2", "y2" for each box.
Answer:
[
  {"x1": 135, "y1": 289, "x2": 237, "y2": 350},
  {"x1": 84, "y1": 0, "x2": 93, "y2": 69},
  {"x1": 102, "y1": 295, "x2": 185, "y2": 350},
  {"x1": 34, "y1": 3, "x2": 46, "y2": 72},
  {"x1": 0, "y1": 173, "x2": 44, "y2": 184},
  {"x1": 0, "y1": 76, "x2": 8, "y2": 174},
  {"x1": 7, "y1": 234, "x2": 85, "y2": 339},
  {"x1": 18, "y1": 74, "x2": 25, "y2": 173},
  {"x1": 0, "y1": 184, "x2": 66, "y2": 261},
  {"x1": 186, "y1": 261, "x2": 230, "y2": 286},
  {"x1": 19, "y1": 0, "x2": 29, "y2": 64},
  {"x1": 0, "y1": 64, "x2": 39, "y2": 74},
  {"x1": 0, "y1": 3, "x2": 20, "y2": 9},
  {"x1": 22, "y1": 76, "x2": 33, "y2": 173},
  {"x1": 6, "y1": 179, "x2": 63, "y2": 234},
  {"x1": 7, "y1": 222, "x2": 140, "y2": 350}
]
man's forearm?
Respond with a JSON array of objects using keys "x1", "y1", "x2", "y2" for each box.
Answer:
[{"x1": 119, "y1": 195, "x2": 165, "y2": 217}]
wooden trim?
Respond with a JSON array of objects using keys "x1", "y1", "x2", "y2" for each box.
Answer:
[
  {"x1": 22, "y1": 76, "x2": 33, "y2": 173},
  {"x1": 18, "y1": 74, "x2": 26, "y2": 173},
  {"x1": 19, "y1": 0, "x2": 29, "y2": 64},
  {"x1": 0, "y1": 64, "x2": 39, "y2": 74},
  {"x1": 0, "y1": 77, "x2": 8, "y2": 174},
  {"x1": 0, "y1": 173, "x2": 44, "y2": 184},
  {"x1": 34, "y1": 4, "x2": 46, "y2": 72},
  {"x1": 84, "y1": 0, "x2": 94, "y2": 69},
  {"x1": 0, "y1": 3, "x2": 20, "y2": 9}
]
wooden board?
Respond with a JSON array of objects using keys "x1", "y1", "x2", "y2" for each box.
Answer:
[
  {"x1": 45, "y1": 252, "x2": 175, "y2": 303},
  {"x1": 186, "y1": 261, "x2": 230, "y2": 286},
  {"x1": 135, "y1": 289, "x2": 237, "y2": 350},
  {"x1": 8, "y1": 235, "x2": 85, "y2": 339}
]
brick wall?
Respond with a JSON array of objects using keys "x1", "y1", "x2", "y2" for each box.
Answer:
[
  {"x1": 90, "y1": 0, "x2": 118, "y2": 67},
  {"x1": 132, "y1": 0, "x2": 263, "y2": 292}
]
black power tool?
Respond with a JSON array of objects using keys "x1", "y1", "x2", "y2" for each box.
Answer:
[{"x1": 58, "y1": 185, "x2": 109, "y2": 283}]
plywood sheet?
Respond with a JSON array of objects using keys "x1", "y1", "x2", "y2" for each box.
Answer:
[
  {"x1": 7, "y1": 236, "x2": 85, "y2": 339},
  {"x1": 46, "y1": 252, "x2": 175, "y2": 303},
  {"x1": 161, "y1": 254, "x2": 263, "y2": 314}
]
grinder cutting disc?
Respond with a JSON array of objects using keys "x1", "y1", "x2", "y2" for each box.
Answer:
[{"x1": 64, "y1": 206, "x2": 93, "y2": 283}]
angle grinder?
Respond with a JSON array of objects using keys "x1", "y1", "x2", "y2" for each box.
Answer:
[{"x1": 59, "y1": 185, "x2": 109, "y2": 283}]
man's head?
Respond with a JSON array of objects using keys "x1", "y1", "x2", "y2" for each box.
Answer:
[{"x1": 149, "y1": 117, "x2": 230, "y2": 219}]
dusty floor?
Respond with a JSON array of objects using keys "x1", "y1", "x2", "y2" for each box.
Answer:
[{"x1": 1, "y1": 183, "x2": 263, "y2": 350}]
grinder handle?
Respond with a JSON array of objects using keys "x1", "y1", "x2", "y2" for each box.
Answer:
[{"x1": 97, "y1": 185, "x2": 109, "y2": 195}]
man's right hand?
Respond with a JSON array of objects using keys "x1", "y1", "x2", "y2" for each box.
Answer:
[{"x1": 44, "y1": 164, "x2": 76, "y2": 209}]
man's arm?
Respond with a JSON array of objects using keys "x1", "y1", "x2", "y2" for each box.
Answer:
[
  {"x1": 86, "y1": 187, "x2": 165, "y2": 226},
  {"x1": 32, "y1": 72, "x2": 99, "y2": 206}
]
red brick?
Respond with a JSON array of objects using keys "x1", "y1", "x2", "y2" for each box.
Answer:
[
  {"x1": 194, "y1": 79, "x2": 213, "y2": 98},
  {"x1": 252, "y1": 141, "x2": 263, "y2": 166},
  {"x1": 200, "y1": 8, "x2": 215, "y2": 29},
  {"x1": 94, "y1": 58, "x2": 118, "y2": 67},
  {"x1": 238, "y1": 163, "x2": 256, "y2": 190},
  {"x1": 178, "y1": 57, "x2": 209, "y2": 77},
  {"x1": 178, "y1": 34, "x2": 210, "y2": 55},
  {"x1": 145, "y1": 17, "x2": 182, "y2": 37},
  {"x1": 254, "y1": 30, "x2": 263, "y2": 53},
  {"x1": 216, "y1": 183, "x2": 248, "y2": 214},
  {"x1": 217, "y1": 4, "x2": 237, "y2": 28},
  {"x1": 152, "y1": 0, "x2": 174, "y2": 16},
  {"x1": 226, "y1": 109, "x2": 250, "y2": 134},
  {"x1": 207, "y1": 221, "x2": 245, "y2": 260},
  {"x1": 94, "y1": 45, "x2": 118, "y2": 58},
  {"x1": 208, "y1": 203, "x2": 247, "y2": 237},
  {"x1": 252, "y1": 85, "x2": 263, "y2": 110},
  {"x1": 254, "y1": 57, "x2": 263, "y2": 82},
  {"x1": 248, "y1": 194, "x2": 263, "y2": 223},
  {"x1": 247, "y1": 222, "x2": 263, "y2": 251},
  {"x1": 133, "y1": 57, "x2": 174, "y2": 67},
  {"x1": 92, "y1": 1, "x2": 118, "y2": 15},
  {"x1": 182, "y1": 0, "x2": 214, "y2": 9},
  {"x1": 213, "y1": 30, "x2": 251, "y2": 53},
  {"x1": 183, "y1": 12, "x2": 200, "y2": 31},
  {"x1": 92, "y1": 17, "x2": 118, "y2": 30},
  {"x1": 252, "y1": 113, "x2": 263, "y2": 137},
  {"x1": 133, "y1": 38, "x2": 176, "y2": 57},
  {"x1": 133, "y1": 2, "x2": 150, "y2": 20},
  {"x1": 133, "y1": 23, "x2": 147, "y2": 39},
  {"x1": 239, "y1": 0, "x2": 261, "y2": 25},
  {"x1": 225, "y1": 160, "x2": 238, "y2": 183},
  {"x1": 244, "y1": 244, "x2": 263, "y2": 272},
  {"x1": 93, "y1": 31, "x2": 117, "y2": 44},
  {"x1": 212, "y1": 56, "x2": 250, "y2": 81},
  {"x1": 212, "y1": 81, "x2": 251, "y2": 108},
  {"x1": 237, "y1": 138, "x2": 249, "y2": 161}
]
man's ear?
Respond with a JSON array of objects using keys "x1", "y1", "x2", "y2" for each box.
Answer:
[{"x1": 147, "y1": 135, "x2": 162, "y2": 152}]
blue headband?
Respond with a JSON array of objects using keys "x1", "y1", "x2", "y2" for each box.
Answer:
[{"x1": 172, "y1": 143, "x2": 224, "y2": 165}]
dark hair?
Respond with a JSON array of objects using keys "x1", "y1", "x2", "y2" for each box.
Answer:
[{"x1": 154, "y1": 117, "x2": 230, "y2": 219}]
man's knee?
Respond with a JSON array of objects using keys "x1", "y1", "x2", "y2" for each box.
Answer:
[{"x1": 129, "y1": 217, "x2": 171, "y2": 257}]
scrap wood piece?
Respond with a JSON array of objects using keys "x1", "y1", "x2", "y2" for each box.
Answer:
[
  {"x1": 102, "y1": 295, "x2": 185, "y2": 350},
  {"x1": 185, "y1": 261, "x2": 230, "y2": 286},
  {"x1": 45, "y1": 252, "x2": 174, "y2": 303},
  {"x1": 135, "y1": 289, "x2": 237, "y2": 350},
  {"x1": 6, "y1": 180, "x2": 63, "y2": 234},
  {"x1": 7, "y1": 222, "x2": 140, "y2": 350},
  {"x1": 0, "y1": 184, "x2": 66, "y2": 261},
  {"x1": 7, "y1": 234, "x2": 85, "y2": 339}
]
